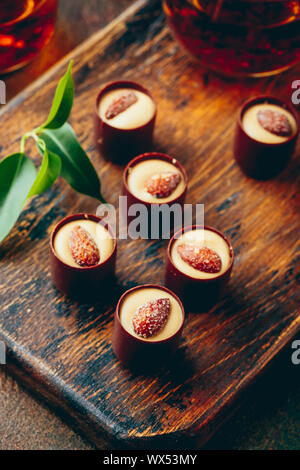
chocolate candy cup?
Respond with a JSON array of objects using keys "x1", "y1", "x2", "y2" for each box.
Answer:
[
  {"x1": 112, "y1": 284, "x2": 185, "y2": 369},
  {"x1": 121, "y1": 152, "x2": 188, "y2": 238},
  {"x1": 234, "y1": 96, "x2": 299, "y2": 179},
  {"x1": 165, "y1": 225, "x2": 234, "y2": 311},
  {"x1": 50, "y1": 213, "x2": 117, "y2": 301},
  {"x1": 94, "y1": 81, "x2": 157, "y2": 163}
]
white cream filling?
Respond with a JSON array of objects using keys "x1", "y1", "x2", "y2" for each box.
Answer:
[
  {"x1": 54, "y1": 219, "x2": 114, "y2": 268},
  {"x1": 242, "y1": 103, "x2": 297, "y2": 144},
  {"x1": 98, "y1": 88, "x2": 155, "y2": 130},
  {"x1": 172, "y1": 229, "x2": 231, "y2": 280},
  {"x1": 127, "y1": 159, "x2": 185, "y2": 203},
  {"x1": 120, "y1": 287, "x2": 183, "y2": 342}
]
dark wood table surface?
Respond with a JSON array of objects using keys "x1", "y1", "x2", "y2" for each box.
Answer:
[{"x1": 0, "y1": 0, "x2": 299, "y2": 450}]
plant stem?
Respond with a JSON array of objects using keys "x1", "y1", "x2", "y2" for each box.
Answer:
[
  {"x1": 20, "y1": 131, "x2": 39, "y2": 154},
  {"x1": 20, "y1": 135, "x2": 27, "y2": 154}
]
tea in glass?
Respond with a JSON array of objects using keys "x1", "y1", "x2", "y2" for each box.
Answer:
[
  {"x1": 163, "y1": 0, "x2": 300, "y2": 76},
  {"x1": 0, "y1": 0, "x2": 58, "y2": 73}
]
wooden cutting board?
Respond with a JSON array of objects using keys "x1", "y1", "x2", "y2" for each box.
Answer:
[{"x1": 0, "y1": 0, "x2": 299, "y2": 449}]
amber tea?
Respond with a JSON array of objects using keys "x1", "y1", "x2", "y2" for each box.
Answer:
[
  {"x1": 163, "y1": 0, "x2": 300, "y2": 76},
  {"x1": 0, "y1": 0, "x2": 58, "y2": 73}
]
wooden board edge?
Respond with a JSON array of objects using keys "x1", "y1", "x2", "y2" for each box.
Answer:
[{"x1": 1, "y1": 315, "x2": 299, "y2": 449}]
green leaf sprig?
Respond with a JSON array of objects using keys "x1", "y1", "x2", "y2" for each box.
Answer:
[{"x1": 0, "y1": 61, "x2": 106, "y2": 243}]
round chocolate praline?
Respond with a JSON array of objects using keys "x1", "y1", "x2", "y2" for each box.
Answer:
[
  {"x1": 234, "y1": 96, "x2": 299, "y2": 180},
  {"x1": 112, "y1": 284, "x2": 185, "y2": 369},
  {"x1": 50, "y1": 213, "x2": 117, "y2": 301},
  {"x1": 121, "y1": 152, "x2": 188, "y2": 238},
  {"x1": 94, "y1": 81, "x2": 157, "y2": 163},
  {"x1": 165, "y1": 225, "x2": 234, "y2": 311}
]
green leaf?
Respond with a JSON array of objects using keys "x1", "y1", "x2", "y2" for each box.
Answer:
[
  {"x1": 0, "y1": 153, "x2": 37, "y2": 243},
  {"x1": 40, "y1": 60, "x2": 74, "y2": 130},
  {"x1": 26, "y1": 142, "x2": 61, "y2": 199},
  {"x1": 39, "y1": 123, "x2": 105, "y2": 202}
]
